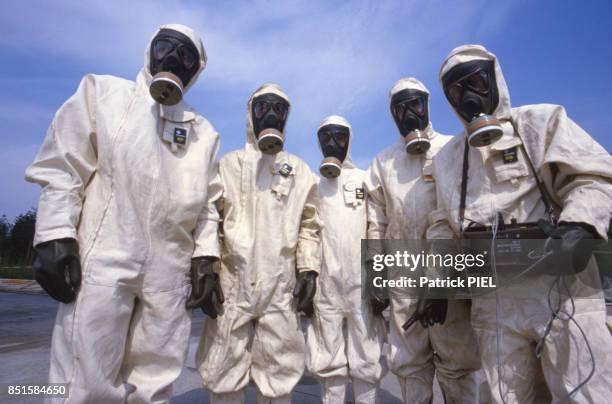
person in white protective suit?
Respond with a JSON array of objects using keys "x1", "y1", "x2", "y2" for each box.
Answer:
[
  {"x1": 305, "y1": 115, "x2": 386, "y2": 404},
  {"x1": 364, "y1": 77, "x2": 481, "y2": 403},
  {"x1": 24, "y1": 24, "x2": 221, "y2": 403},
  {"x1": 427, "y1": 44, "x2": 612, "y2": 403},
  {"x1": 196, "y1": 83, "x2": 322, "y2": 404}
]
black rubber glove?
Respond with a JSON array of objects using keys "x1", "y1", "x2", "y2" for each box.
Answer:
[
  {"x1": 293, "y1": 271, "x2": 318, "y2": 317},
  {"x1": 33, "y1": 238, "x2": 81, "y2": 303},
  {"x1": 403, "y1": 297, "x2": 448, "y2": 330},
  {"x1": 543, "y1": 222, "x2": 598, "y2": 275},
  {"x1": 186, "y1": 256, "x2": 224, "y2": 318},
  {"x1": 369, "y1": 289, "x2": 390, "y2": 316},
  {"x1": 364, "y1": 257, "x2": 390, "y2": 316}
]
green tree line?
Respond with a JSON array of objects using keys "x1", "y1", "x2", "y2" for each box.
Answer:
[{"x1": 0, "y1": 208, "x2": 36, "y2": 267}]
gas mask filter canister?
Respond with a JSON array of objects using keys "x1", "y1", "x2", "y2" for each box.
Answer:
[
  {"x1": 319, "y1": 156, "x2": 342, "y2": 178},
  {"x1": 149, "y1": 72, "x2": 185, "y2": 106},
  {"x1": 404, "y1": 129, "x2": 431, "y2": 155},
  {"x1": 466, "y1": 114, "x2": 503, "y2": 147},
  {"x1": 257, "y1": 127, "x2": 285, "y2": 155}
]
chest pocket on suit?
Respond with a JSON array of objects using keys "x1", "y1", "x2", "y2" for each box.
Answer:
[
  {"x1": 343, "y1": 181, "x2": 364, "y2": 208},
  {"x1": 270, "y1": 163, "x2": 295, "y2": 200},
  {"x1": 491, "y1": 147, "x2": 529, "y2": 186}
]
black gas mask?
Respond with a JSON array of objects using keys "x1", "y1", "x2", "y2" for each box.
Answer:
[
  {"x1": 251, "y1": 93, "x2": 289, "y2": 154},
  {"x1": 318, "y1": 124, "x2": 350, "y2": 178},
  {"x1": 390, "y1": 89, "x2": 431, "y2": 154},
  {"x1": 442, "y1": 59, "x2": 503, "y2": 147},
  {"x1": 149, "y1": 28, "x2": 200, "y2": 105}
]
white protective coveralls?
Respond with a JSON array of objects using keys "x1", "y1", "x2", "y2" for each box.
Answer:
[
  {"x1": 365, "y1": 77, "x2": 481, "y2": 403},
  {"x1": 428, "y1": 44, "x2": 612, "y2": 403},
  {"x1": 305, "y1": 115, "x2": 386, "y2": 404},
  {"x1": 196, "y1": 84, "x2": 322, "y2": 404},
  {"x1": 24, "y1": 24, "x2": 220, "y2": 404}
]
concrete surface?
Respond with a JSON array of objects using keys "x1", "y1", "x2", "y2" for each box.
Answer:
[
  {"x1": 0, "y1": 278, "x2": 44, "y2": 295},
  {"x1": 2, "y1": 290, "x2": 610, "y2": 403},
  {"x1": 0, "y1": 292, "x2": 406, "y2": 403}
]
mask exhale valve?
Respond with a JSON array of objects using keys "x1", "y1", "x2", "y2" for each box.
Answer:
[{"x1": 466, "y1": 114, "x2": 503, "y2": 147}]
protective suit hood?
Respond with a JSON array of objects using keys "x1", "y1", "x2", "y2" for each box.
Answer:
[
  {"x1": 389, "y1": 77, "x2": 436, "y2": 141},
  {"x1": 439, "y1": 44, "x2": 512, "y2": 125},
  {"x1": 316, "y1": 115, "x2": 355, "y2": 169},
  {"x1": 246, "y1": 83, "x2": 290, "y2": 151},
  {"x1": 141, "y1": 23, "x2": 207, "y2": 95}
]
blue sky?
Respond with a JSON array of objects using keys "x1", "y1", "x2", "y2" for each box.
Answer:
[{"x1": 1, "y1": 0, "x2": 611, "y2": 220}]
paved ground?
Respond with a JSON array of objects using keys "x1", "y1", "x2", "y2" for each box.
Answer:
[
  {"x1": 2, "y1": 289, "x2": 610, "y2": 403},
  {"x1": 0, "y1": 279, "x2": 44, "y2": 295},
  {"x1": 0, "y1": 292, "x2": 406, "y2": 403}
]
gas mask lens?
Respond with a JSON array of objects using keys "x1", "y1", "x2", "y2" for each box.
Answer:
[
  {"x1": 465, "y1": 69, "x2": 489, "y2": 92},
  {"x1": 446, "y1": 69, "x2": 490, "y2": 108},
  {"x1": 153, "y1": 39, "x2": 173, "y2": 60},
  {"x1": 152, "y1": 38, "x2": 198, "y2": 69},
  {"x1": 392, "y1": 96, "x2": 425, "y2": 122},
  {"x1": 318, "y1": 131, "x2": 349, "y2": 148},
  {"x1": 253, "y1": 99, "x2": 289, "y2": 121}
]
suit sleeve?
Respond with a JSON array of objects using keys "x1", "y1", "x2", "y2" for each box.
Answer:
[
  {"x1": 540, "y1": 107, "x2": 612, "y2": 239},
  {"x1": 426, "y1": 156, "x2": 456, "y2": 239},
  {"x1": 364, "y1": 157, "x2": 388, "y2": 239},
  {"x1": 426, "y1": 208, "x2": 456, "y2": 240},
  {"x1": 192, "y1": 131, "x2": 222, "y2": 258},
  {"x1": 25, "y1": 75, "x2": 98, "y2": 246},
  {"x1": 296, "y1": 170, "x2": 322, "y2": 272}
]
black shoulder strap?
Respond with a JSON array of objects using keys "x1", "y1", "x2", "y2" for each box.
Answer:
[
  {"x1": 511, "y1": 123, "x2": 559, "y2": 224},
  {"x1": 459, "y1": 137, "x2": 469, "y2": 235}
]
